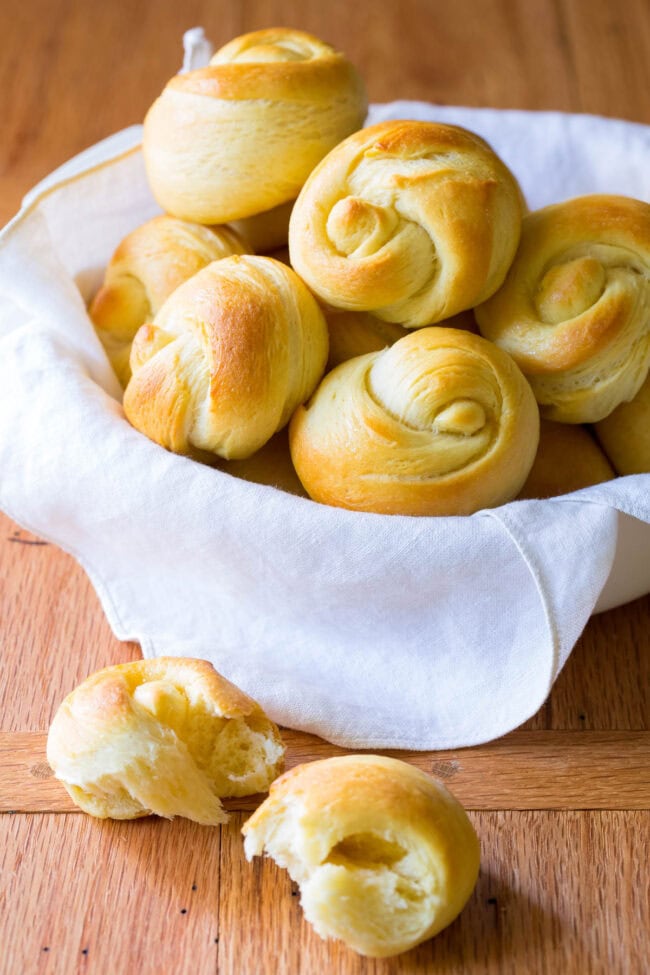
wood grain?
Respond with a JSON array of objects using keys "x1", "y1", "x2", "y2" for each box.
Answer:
[
  {"x1": 3, "y1": 730, "x2": 650, "y2": 813},
  {"x1": 1, "y1": 1, "x2": 650, "y2": 973},
  {"x1": 217, "y1": 810, "x2": 650, "y2": 975}
]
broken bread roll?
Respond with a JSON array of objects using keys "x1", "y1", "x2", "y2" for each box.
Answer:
[
  {"x1": 242, "y1": 755, "x2": 480, "y2": 958},
  {"x1": 89, "y1": 215, "x2": 247, "y2": 386},
  {"x1": 289, "y1": 120, "x2": 524, "y2": 326},
  {"x1": 123, "y1": 255, "x2": 329, "y2": 460},
  {"x1": 143, "y1": 28, "x2": 367, "y2": 224},
  {"x1": 47, "y1": 658, "x2": 285, "y2": 824},
  {"x1": 289, "y1": 327, "x2": 540, "y2": 515}
]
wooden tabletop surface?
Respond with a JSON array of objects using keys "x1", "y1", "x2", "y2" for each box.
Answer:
[{"x1": 1, "y1": 1, "x2": 649, "y2": 972}]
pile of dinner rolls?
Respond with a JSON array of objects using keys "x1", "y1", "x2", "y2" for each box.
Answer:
[{"x1": 90, "y1": 26, "x2": 650, "y2": 519}]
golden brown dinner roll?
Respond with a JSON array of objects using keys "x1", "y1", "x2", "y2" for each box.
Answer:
[
  {"x1": 228, "y1": 199, "x2": 295, "y2": 254},
  {"x1": 289, "y1": 327, "x2": 539, "y2": 516},
  {"x1": 89, "y1": 215, "x2": 247, "y2": 386},
  {"x1": 289, "y1": 120, "x2": 524, "y2": 327},
  {"x1": 518, "y1": 419, "x2": 614, "y2": 499},
  {"x1": 595, "y1": 373, "x2": 650, "y2": 473},
  {"x1": 475, "y1": 195, "x2": 650, "y2": 423},
  {"x1": 325, "y1": 308, "x2": 478, "y2": 370},
  {"x1": 242, "y1": 755, "x2": 480, "y2": 958},
  {"x1": 123, "y1": 255, "x2": 329, "y2": 460},
  {"x1": 324, "y1": 309, "x2": 409, "y2": 369},
  {"x1": 216, "y1": 429, "x2": 308, "y2": 498},
  {"x1": 47, "y1": 658, "x2": 285, "y2": 824},
  {"x1": 143, "y1": 28, "x2": 367, "y2": 224}
]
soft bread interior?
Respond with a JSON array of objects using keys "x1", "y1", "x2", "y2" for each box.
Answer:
[
  {"x1": 242, "y1": 758, "x2": 480, "y2": 958},
  {"x1": 48, "y1": 661, "x2": 285, "y2": 824}
]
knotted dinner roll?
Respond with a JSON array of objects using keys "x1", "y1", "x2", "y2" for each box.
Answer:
[
  {"x1": 242, "y1": 755, "x2": 480, "y2": 958},
  {"x1": 143, "y1": 28, "x2": 367, "y2": 224},
  {"x1": 476, "y1": 195, "x2": 650, "y2": 423},
  {"x1": 518, "y1": 420, "x2": 614, "y2": 499},
  {"x1": 595, "y1": 373, "x2": 650, "y2": 473},
  {"x1": 47, "y1": 658, "x2": 285, "y2": 824},
  {"x1": 289, "y1": 120, "x2": 524, "y2": 326},
  {"x1": 123, "y1": 255, "x2": 329, "y2": 460},
  {"x1": 89, "y1": 215, "x2": 247, "y2": 386},
  {"x1": 289, "y1": 327, "x2": 539, "y2": 516}
]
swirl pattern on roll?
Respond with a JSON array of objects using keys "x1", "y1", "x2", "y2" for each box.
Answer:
[
  {"x1": 90, "y1": 216, "x2": 247, "y2": 386},
  {"x1": 289, "y1": 328, "x2": 539, "y2": 516},
  {"x1": 288, "y1": 121, "x2": 524, "y2": 327},
  {"x1": 123, "y1": 256, "x2": 329, "y2": 460},
  {"x1": 143, "y1": 28, "x2": 367, "y2": 224},
  {"x1": 475, "y1": 195, "x2": 650, "y2": 423}
]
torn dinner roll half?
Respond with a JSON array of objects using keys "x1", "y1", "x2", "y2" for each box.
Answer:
[
  {"x1": 47, "y1": 658, "x2": 285, "y2": 824},
  {"x1": 242, "y1": 755, "x2": 480, "y2": 958}
]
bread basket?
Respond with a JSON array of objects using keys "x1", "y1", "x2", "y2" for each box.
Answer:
[{"x1": 1, "y1": 102, "x2": 649, "y2": 750}]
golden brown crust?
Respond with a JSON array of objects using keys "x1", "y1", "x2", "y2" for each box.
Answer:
[
  {"x1": 242, "y1": 755, "x2": 480, "y2": 958},
  {"x1": 47, "y1": 658, "x2": 285, "y2": 823},
  {"x1": 475, "y1": 195, "x2": 650, "y2": 422},
  {"x1": 227, "y1": 199, "x2": 294, "y2": 254},
  {"x1": 89, "y1": 216, "x2": 247, "y2": 386},
  {"x1": 289, "y1": 327, "x2": 539, "y2": 516},
  {"x1": 143, "y1": 28, "x2": 367, "y2": 224},
  {"x1": 324, "y1": 309, "x2": 409, "y2": 369},
  {"x1": 518, "y1": 419, "x2": 614, "y2": 499},
  {"x1": 288, "y1": 120, "x2": 524, "y2": 327},
  {"x1": 215, "y1": 429, "x2": 308, "y2": 497},
  {"x1": 123, "y1": 256, "x2": 329, "y2": 461},
  {"x1": 595, "y1": 373, "x2": 650, "y2": 473}
]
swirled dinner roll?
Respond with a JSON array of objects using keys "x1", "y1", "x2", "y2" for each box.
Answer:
[
  {"x1": 123, "y1": 255, "x2": 329, "y2": 460},
  {"x1": 288, "y1": 120, "x2": 524, "y2": 327},
  {"x1": 143, "y1": 28, "x2": 367, "y2": 224},
  {"x1": 289, "y1": 327, "x2": 539, "y2": 516},
  {"x1": 518, "y1": 420, "x2": 614, "y2": 499},
  {"x1": 242, "y1": 755, "x2": 480, "y2": 958},
  {"x1": 475, "y1": 195, "x2": 650, "y2": 423},
  {"x1": 47, "y1": 658, "x2": 285, "y2": 824},
  {"x1": 89, "y1": 215, "x2": 247, "y2": 386},
  {"x1": 595, "y1": 373, "x2": 650, "y2": 473}
]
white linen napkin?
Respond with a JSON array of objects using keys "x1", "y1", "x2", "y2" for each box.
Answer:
[{"x1": 1, "y1": 103, "x2": 650, "y2": 750}]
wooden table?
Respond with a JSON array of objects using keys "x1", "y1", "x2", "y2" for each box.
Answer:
[{"x1": 1, "y1": 2, "x2": 649, "y2": 972}]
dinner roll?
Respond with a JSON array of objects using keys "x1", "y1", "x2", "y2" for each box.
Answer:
[
  {"x1": 325, "y1": 309, "x2": 408, "y2": 369},
  {"x1": 289, "y1": 327, "x2": 539, "y2": 516},
  {"x1": 47, "y1": 658, "x2": 285, "y2": 824},
  {"x1": 518, "y1": 419, "x2": 614, "y2": 499},
  {"x1": 595, "y1": 373, "x2": 650, "y2": 473},
  {"x1": 143, "y1": 28, "x2": 367, "y2": 224},
  {"x1": 242, "y1": 755, "x2": 480, "y2": 958},
  {"x1": 89, "y1": 215, "x2": 247, "y2": 386},
  {"x1": 228, "y1": 199, "x2": 295, "y2": 254},
  {"x1": 289, "y1": 120, "x2": 524, "y2": 326},
  {"x1": 216, "y1": 430, "x2": 308, "y2": 498},
  {"x1": 123, "y1": 255, "x2": 329, "y2": 460},
  {"x1": 325, "y1": 308, "x2": 477, "y2": 370},
  {"x1": 475, "y1": 195, "x2": 650, "y2": 423}
]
